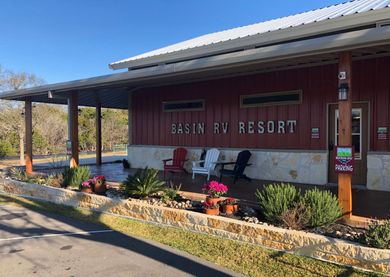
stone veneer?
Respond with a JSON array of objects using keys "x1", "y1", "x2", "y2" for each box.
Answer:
[
  {"x1": 0, "y1": 178, "x2": 389, "y2": 274},
  {"x1": 367, "y1": 153, "x2": 390, "y2": 191},
  {"x1": 128, "y1": 146, "x2": 328, "y2": 185}
]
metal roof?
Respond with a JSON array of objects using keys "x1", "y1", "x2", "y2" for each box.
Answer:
[{"x1": 110, "y1": 0, "x2": 390, "y2": 70}]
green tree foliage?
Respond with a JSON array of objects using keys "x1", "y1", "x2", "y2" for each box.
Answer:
[
  {"x1": 0, "y1": 140, "x2": 16, "y2": 157},
  {"x1": 79, "y1": 108, "x2": 96, "y2": 151},
  {"x1": 102, "y1": 109, "x2": 128, "y2": 151}
]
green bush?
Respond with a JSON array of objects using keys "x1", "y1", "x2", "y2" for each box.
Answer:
[
  {"x1": 8, "y1": 167, "x2": 28, "y2": 182},
  {"x1": 62, "y1": 166, "x2": 91, "y2": 188},
  {"x1": 364, "y1": 220, "x2": 390, "y2": 249},
  {"x1": 255, "y1": 183, "x2": 300, "y2": 223},
  {"x1": 302, "y1": 188, "x2": 342, "y2": 227},
  {"x1": 120, "y1": 167, "x2": 165, "y2": 199},
  {"x1": 0, "y1": 140, "x2": 16, "y2": 157},
  {"x1": 162, "y1": 182, "x2": 182, "y2": 202}
]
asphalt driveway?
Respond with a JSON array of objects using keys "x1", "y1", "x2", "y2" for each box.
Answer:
[{"x1": 0, "y1": 205, "x2": 241, "y2": 277}]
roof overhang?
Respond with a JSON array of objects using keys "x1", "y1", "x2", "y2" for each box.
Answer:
[
  {"x1": 109, "y1": 8, "x2": 390, "y2": 70},
  {"x1": 2, "y1": 25, "x2": 390, "y2": 109}
]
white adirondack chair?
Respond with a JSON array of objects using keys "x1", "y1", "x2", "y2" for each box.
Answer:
[{"x1": 192, "y1": 148, "x2": 220, "y2": 180}]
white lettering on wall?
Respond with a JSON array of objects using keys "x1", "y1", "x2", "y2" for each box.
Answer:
[
  {"x1": 239, "y1": 122, "x2": 245, "y2": 134},
  {"x1": 287, "y1": 120, "x2": 297, "y2": 133},
  {"x1": 171, "y1": 120, "x2": 297, "y2": 135},
  {"x1": 248, "y1": 121, "x2": 255, "y2": 134},
  {"x1": 258, "y1": 121, "x2": 265, "y2": 134},
  {"x1": 278, "y1": 121, "x2": 285, "y2": 134},
  {"x1": 214, "y1": 122, "x2": 220, "y2": 134},
  {"x1": 267, "y1": 121, "x2": 275, "y2": 133},
  {"x1": 222, "y1": 122, "x2": 229, "y2": 134}
]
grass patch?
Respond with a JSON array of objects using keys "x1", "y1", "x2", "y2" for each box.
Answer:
[{"x1": 0, "y1": 193, "x2": 383, "y2": 277}]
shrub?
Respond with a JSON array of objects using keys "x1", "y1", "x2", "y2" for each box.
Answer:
[
  {"x1": 62, "y1": 166, "x2": 91, "y2": 188},
  {"x1": 302, "y1": 188, "x2": 342, "y2": 227},
  {"x1": 46, "y1": 173, "x2": 64, "y2": 188},
  {"x1": 0, "y1": 140, "x2": 16, "y2": 157},
  {"x1": 255, "y1": 183, "x2": 300, "y2": 223},
  {"x1": 8, "y1": 167, "x2": 28, "y2": 182},
  {"x1": 364, "y1": 220, "x2": 390, "y2": 249},
  {"x1": 278, "y1": 202, "x2": 310, "y2": 230},
  {"x1": 120, "y1": 167, "x2": 165, "y2": 198},
  {"x1": 161, "y1": 181, "x2": 181, "y2": 202}
]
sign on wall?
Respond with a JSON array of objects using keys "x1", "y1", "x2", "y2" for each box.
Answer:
[
  {"x1": 334, "y1": 146, "x2": 354, "y2": 174},
  {"x1": 377, "y1": 127, "x2": 388, "y2": 140},
  {"x1": 311, "y1": 127, "x2": 320, "y2": 139},
  {"x1": 171, "y1": 120, "x2": 297, "y2": 135}
]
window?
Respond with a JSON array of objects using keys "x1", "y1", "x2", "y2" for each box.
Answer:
[
  {"x1": 162, "y1": 99, "x2": 204, "y2": 112},
  {"x1": 335, "y1": 108, "x2": 362, "y2": 160},
  {"x1": 240, "y1": 90, "x2": 302, "y2": 108}
]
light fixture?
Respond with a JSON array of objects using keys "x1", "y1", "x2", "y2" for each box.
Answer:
[{"x1": 338, "y1": 83, "x2": 349, "y2": 101}]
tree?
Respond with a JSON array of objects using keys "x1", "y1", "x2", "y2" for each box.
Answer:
[{"x1": 0, "y1": 65, "x2": 45, "y2": 163}]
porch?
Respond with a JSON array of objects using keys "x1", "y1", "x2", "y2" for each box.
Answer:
[{"x1": 38, "y1": 162, "x2": 390, "y2": 219}]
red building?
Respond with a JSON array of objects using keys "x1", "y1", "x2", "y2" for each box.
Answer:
[{"x1": 2, "y1": 0, "x2": 390, "y2": 195}]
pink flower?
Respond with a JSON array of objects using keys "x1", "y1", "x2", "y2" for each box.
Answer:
[
  {"x1": 202, "y1": 181, "x2": 228, "y2": 198},
  {"x1": 93, "y1": 175, "x2": 106, "y2": 184},
  {"x1": 81, "y1": 180, "x2": 93, "y2": 188}
]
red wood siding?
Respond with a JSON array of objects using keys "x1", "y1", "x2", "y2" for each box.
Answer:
[{"x1": 132, "y1": 56, "x2": 390, "y2": 151}]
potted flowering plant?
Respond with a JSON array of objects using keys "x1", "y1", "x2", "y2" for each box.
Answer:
[
  {"x1": 202, "y1": 181, "x2": 228, "y2": 205},
  {"x1": 80, "y1": 179, "x2": 93, "y2": 193},
  {"x1": 92, "y1": 175, "x2": 106, "y2": 194},
  {"x1": 222, "y1": 197, "x2": 239, "y2": 215},
  {"x1": 203, "y1": 202, "x2": 220, "y2": 216}
]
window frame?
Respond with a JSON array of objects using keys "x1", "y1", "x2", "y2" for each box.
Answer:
[
  {"x1": 240, "y1": 90, "x2": 303, "y2": 108},
  {"x1": 162, "y1": 99, "x2": 205, "y2": 112}
]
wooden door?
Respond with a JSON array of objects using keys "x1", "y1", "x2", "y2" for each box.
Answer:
[{"x1": 328, "y1": 103, "x2": 368, "y2": 185}]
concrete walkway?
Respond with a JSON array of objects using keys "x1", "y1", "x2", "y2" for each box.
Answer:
[{"x1": 0, "y1": 205, "x2": 241, "y2": 277}]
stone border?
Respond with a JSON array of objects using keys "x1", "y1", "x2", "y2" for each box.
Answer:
[{"x1": 0, "y1": 178, "x2": 389, "y2": 274}]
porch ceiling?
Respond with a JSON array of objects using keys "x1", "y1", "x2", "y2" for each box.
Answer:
[{"x1": 1, "y1": 43, "x2": 390, "y2": 109}]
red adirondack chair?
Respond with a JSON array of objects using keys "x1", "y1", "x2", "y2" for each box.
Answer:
[{"x1": 163, "y1": 148, "x2": 188, "y2": 178}]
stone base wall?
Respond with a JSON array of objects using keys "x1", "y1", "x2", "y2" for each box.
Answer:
[
  {"x1": 1, "y1": 179, "x2": 389, "y2": 274},
  {"x1": 367, "y1": 153, "x2": 390, "y2": 191},
  {"x1": 128, "y1": 145, "x2": 328, "y2": 185}
]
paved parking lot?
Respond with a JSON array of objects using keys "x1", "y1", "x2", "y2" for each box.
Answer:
[{"x1": 0, "y1": 205, "x2": 240, "y2": 277}]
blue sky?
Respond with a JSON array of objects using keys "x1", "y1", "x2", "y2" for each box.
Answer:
[{"x1": 0, "y1": 0, "x2": 343, "y2": 84}]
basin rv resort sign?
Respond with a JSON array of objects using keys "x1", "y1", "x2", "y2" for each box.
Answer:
[{"x1": 171, "y1": 120, "x2": 297, "y2": 135}]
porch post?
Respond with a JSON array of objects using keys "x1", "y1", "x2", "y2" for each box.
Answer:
[
  {"x1": 68, "y1": 93, "x2": 79, "y2": 168},
  {"x1": 96, "y1": 102, "x2": 102, "y2": 166},
  {"x1": 25, "y1": 100, "x2": 33, "y2": 174},
  {"x1": 338, "y1": 51, "x2": 353, "y2": 219}
]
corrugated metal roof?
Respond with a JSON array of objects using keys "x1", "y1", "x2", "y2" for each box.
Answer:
[{"x1": 110, "y1": 0, "x2": 390, "y2": 69}]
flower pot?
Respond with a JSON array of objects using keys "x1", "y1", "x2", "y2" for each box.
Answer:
[
  {"x1": 206, "y1": 197, "x2": 221, "y2": 205},
  {"x1": 81, "y1": 187, "x2": 93, "y2": 194},
  {"x1": 223, "y1": 204, "x2": 235, "y2": 215},
  {"x1": 204, "y1": 207, "x2": 219, "y2": 216},
  {"x1": 93, "y1": 182, "x2": 107, "y2": 194},
  {"x1": 233, "y1": 204, "x2": 239, "y2": 213}
]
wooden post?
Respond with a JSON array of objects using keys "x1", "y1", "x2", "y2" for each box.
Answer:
[
  {"x1": 69, "y1": 94, "x2": 79, "y2": 168},
  {"x1": 25, "y1": 100, "x2": 33, "y2": 174},
  {"x1": 338, "y1": 52, "x2": 353, "y2": 218},
  {"x1": 96, "y1": 102, "x2": 102, "y2": 166}
]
